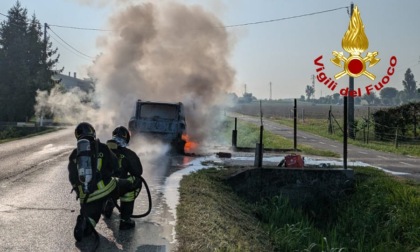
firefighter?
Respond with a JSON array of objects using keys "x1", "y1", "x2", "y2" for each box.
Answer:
[
  {"x1": 103, "y1": 126, "x2": 143, "y2": 230},
  {"x1": 68, "y1": 122, "x2": 118, "y2": 242}
]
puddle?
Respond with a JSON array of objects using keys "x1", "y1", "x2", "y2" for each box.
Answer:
[
  {"x1": 230, "y1": 155, "x2": 410, "y2": 176},
  {"x1": 162, "y1": 155, "x2": 223, "y2": 219}
]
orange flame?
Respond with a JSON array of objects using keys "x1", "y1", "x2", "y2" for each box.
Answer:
[{"x1": 182, "y1": 134, "x2": 198, "y2": 153}]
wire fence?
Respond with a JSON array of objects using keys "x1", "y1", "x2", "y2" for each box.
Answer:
[{"x1": 231, "y1": 101, "x2": 420, "y2": 147}]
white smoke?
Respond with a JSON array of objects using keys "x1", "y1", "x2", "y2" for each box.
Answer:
[
  {"x1": 34, "y1": 85, "x2": 97, "y2": 124},
  {"x1": 35, "y1": 1, "x2": 236, "y2": 153}
]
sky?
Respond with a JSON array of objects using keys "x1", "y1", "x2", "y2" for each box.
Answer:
[{"x1": 1, "y1": 0, "x2": 420, "y2": 101}]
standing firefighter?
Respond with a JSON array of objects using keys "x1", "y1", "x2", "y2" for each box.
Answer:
[
  {"x1": 68, "y1": 122, "x2": 118, "y2": 242},
  {"x1": 104, "y1": 126, "x2": 143, "y2": 230}
]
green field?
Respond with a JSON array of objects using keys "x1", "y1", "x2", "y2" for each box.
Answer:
[
  {"x1": 231, "y1": 101, "x2": 420, "y2": 157},
  {"x1": 276, "y1": 117, "x2": 420, "y2": 157},
  {"x1": 222, "y1": 119, "x2": 339, "y2": 157}
]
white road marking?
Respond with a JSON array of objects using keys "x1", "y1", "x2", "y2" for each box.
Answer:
[
  {"x1": 378, "y1": 155, "x2": 388, "y2": 160},
  {"x1": 399, "y1": 162, "x2": 414, "y2": 167},
  {"x1": 330, "y1": 145, "x2": 337, "y2": 148},
  {"x1": 319, "y1": 142, "x2": 326, "y2": 144},
  {"x1": 358, "y1": 151, "x2": 368, "y2": 155}
]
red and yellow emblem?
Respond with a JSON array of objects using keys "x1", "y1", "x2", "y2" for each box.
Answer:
[{"x1": 331, "y1": 6, "x2": 380, "y2": 80}]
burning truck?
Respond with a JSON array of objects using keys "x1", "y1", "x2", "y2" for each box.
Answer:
[{"x1": 128, "y1": 100, "x2": 187, "y2": 154}]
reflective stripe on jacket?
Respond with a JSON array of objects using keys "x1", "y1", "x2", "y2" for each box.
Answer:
[
  {"x1": 68, "y1": 140, "x2": 118, "y2": 203},
  {"x1": 120, "y1": 176, "x2": 140, "y2": 202},
  {"x1": 78, "y1": 177, "x2": 117, "y2": 203}
]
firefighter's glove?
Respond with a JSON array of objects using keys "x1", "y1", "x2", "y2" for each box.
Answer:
[
  {"x1": 131, "y1": 177, "x2": 142, "y2": 191},
  {"x1": 116, "y1": 178, "x2": 132, "y2": 195}
]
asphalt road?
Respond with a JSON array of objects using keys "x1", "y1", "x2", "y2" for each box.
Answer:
[
  {"x1": 230, "y1": 113, "x2": 420, "y2": 182},
  {"x1": 1, "y1": 116, "x2": 418, "y2": 251},
  {"x1": 0, "y1": 128, "x2": 181, "y2": 251}
]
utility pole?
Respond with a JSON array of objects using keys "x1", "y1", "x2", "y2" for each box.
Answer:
[
  {"x1": 293, "y1": 99, "x2": 297, "y2": 150},
  {"x1": 343, "y1": 97, "x2": 348, "y2": 169},
  {"x1": 44, "y1": 23, "x2": 48, "y2": 64},
  {"x1": 269, "y1": 82, "x2": 272, "y2": 100},
  {"x1": 244, "y1": 84, "x2": 247, "y2": 94},
  {"x1": 348, "y1": 3, "x2": 355, "y2": 139},
  {"x1": 311, "y1": 75, "x2": 315, "y2": 99}
]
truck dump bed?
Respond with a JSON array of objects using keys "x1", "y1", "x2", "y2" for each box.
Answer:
[{"x1": 128, "y1": 100, "x2": 186, "y2": 154}]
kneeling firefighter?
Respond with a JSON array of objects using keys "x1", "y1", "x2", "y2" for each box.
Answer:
[
  {"x1": 68, "y1": 122, "x2": 118, "y2": 242},
  {"x1": 103, "y1": 126, "x2": 143, "y2": 230}
]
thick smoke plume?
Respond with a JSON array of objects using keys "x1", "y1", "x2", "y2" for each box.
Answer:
[
  {"x1": 93, "y1": 2, "x2": 235, "y2": 146},
  {"x1": 35, "y1": 2, "x2": 235, "y2": 151}
]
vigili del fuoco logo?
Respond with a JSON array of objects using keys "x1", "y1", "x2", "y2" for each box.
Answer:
[{"x1": 314, "y1": 5, "x2": 397, "y2": 97}]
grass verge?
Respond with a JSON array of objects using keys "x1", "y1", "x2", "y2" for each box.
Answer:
[
  {"x1": 223, "y1": 119, "x2": 339, "y2": 158},
  {"x1": 0, "y1": 126, "x2": 59, "y2": 144},
  {"x1": 176, "y1": 168, "x2": 274, "y2": 252},
  {"x1": 176, "y1": 167, "x2": 420, "y2": 252}
]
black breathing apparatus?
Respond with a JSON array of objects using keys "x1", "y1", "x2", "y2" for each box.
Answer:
[{"x1": 77, "y1": 139, "x2": 93, "y2": 194}]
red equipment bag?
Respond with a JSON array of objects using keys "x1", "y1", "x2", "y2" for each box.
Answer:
[{"x1": 284, "y1": 154, "x2": 304, "y2": 168}]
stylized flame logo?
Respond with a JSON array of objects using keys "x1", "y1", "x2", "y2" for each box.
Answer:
[{"x1": 331, "y1": 6, "x2": 380, "y2": 80}]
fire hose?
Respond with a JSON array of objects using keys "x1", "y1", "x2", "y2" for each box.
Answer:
[
  {"x1": 77, "y1": 177, "x2": 152, "y2": 251},
  {"x1": 112, "y1": 176, "x2": 152, "y2": 218},
  {"x1": 80, "y1": 176, "x2": 152, "y2": 252}
]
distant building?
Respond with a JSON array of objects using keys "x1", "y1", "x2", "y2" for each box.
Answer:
[{"x1": 52, "y1": 72, "x2": 94, "y2": 93}]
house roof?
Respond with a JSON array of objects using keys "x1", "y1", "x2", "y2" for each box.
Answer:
[{"x1": 52, "y1": 73, "x2": 94, "y2": 93}]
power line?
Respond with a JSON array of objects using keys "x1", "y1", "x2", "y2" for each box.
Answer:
[
  {"x1": 1, "y1": 12, "x2": 95, "y2": 60},
  {"x1": 0, "y1": 6, "x2": 350, "y2": 63},
  {"x1": 1, "y1": 12, "x2": 95, "y2": 61},
  {"x1": 0, "y1": 12, "x2": 29, "y2": 28},
  {"x1": 1, "y1": 11, "x2": 111, "y2": 31},
  {"x1": 47, "y1": 26, "x2": 95, "y2": 60},
  {"x1": 48, "y1": 31, "x2": 93, "y2": 61},
  {"x1": 48, "y1": 24, "x2": 112, "y2": 32},
  {"x1": 3, "y1": 6, "x2": 348, "y2": 31},
  {"x1": 224, "y1": 6, "x2": 348, "y2": 28}
]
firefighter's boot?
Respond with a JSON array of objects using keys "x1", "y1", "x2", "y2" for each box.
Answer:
[
  {"x1": 119, "y1": 218, "x2": 135, "y2": 230},
  {"x1": 119, "y1": 201, "x2": 135, "y2": 230},
  {"x1": 102, "y1": 198, "x2": 115, "y2": 219},
  {"x1": 74, "y1": 215, "x2": 86, "y2": 242},
  {"x1": 74, "y1": 215, "x2": 93, "y2": 241}
]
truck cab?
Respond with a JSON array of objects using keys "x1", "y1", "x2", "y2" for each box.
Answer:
[{"x1": 128, "y1": 100, "x2": 186, "y2": 154}]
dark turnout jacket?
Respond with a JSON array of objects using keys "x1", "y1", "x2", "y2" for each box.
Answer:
[
  {"x1": 106, "y1": 139, "x2": 143, "y2": 200},
  {"x1": 68, "y1": 139, "x2": 118, "y2": 203}
]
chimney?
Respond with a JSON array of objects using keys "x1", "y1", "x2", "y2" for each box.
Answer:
[
  {"x1": 74, "y1": 72, "x2": 77, "y2": 78},
  {"x1": 68, "y1": 72, "x2": 71, "y2": 76}
]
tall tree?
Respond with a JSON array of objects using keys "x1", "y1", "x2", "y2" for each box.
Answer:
[
  {"x1": 362, "y1": 92, "x2": 376, "y2": 105},
  {"x1": 299, "y1": 95, "x2": 305, "y2": 101},
  {"x1": 379, "y1": 87, "x2": 398, "y2": 105},
  {"x1": 402, "y1": 68, "x2": 418, "y2": 102},
  {"x1": 305, "y1": 85, "x2": 315, "y2": 100},
  {"x1": 0, "y1": 1, "x2": 60, "y2": 121}
]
